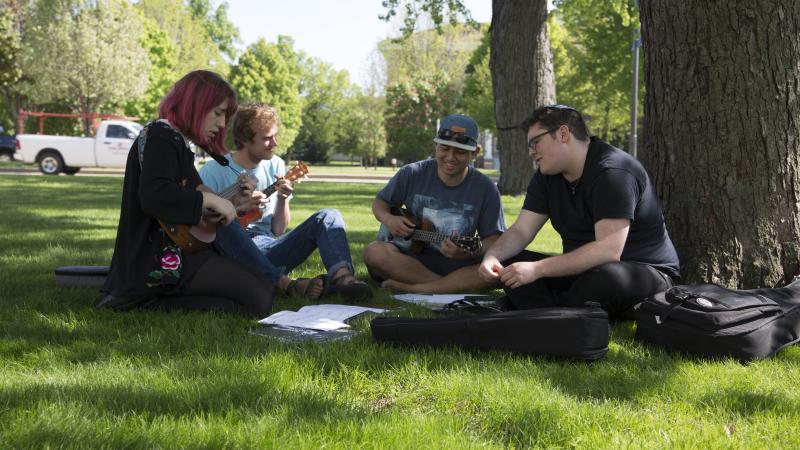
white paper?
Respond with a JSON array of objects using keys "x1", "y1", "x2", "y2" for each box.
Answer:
[
  {"x1": 258, "y1": 304, "x2": 387, "y2": 331},
  {"x1": 392, "y1": 293, "x2": 494, "y2": 307}
]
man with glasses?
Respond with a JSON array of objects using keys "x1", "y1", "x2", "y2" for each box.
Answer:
[
  {"x1": 478, "y1": 105, "x2": 679, "y2": 316},
  {"x1": 364, "y1": 114, "x2": 506, "y2": 293}
]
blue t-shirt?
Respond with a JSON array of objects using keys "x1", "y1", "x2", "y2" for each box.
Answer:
[
  {"x1": 199, "y1": 154, "x2": 286, "y2": 237},
  {"x1": 376, "y1": 159, "x2": 506, "y2": 253},
  {"x1": 523, "y1": 137, "x2": 679, "y2": 277}
]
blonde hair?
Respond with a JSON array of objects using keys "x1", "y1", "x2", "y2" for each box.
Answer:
[{"x1": 232, "y1": 103, "x2": 280, "y2": 149}]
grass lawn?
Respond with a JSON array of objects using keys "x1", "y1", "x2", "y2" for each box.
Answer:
[{"x1": 1, "y1": 175, "x2": 799, "y2": 448}]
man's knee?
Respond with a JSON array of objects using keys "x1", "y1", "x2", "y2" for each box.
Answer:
[
  {"x1": 585, "y1": 262, "x2": 669, "y2": 294},
  {"x1": 364, "y1": 241, "x2": 389, "y2": 265},
  {"x1": 568, "y1": 261, "x2": 671, "y2": 314},
  {"x1": 313, "y1": 208, "x2": 345, "y2": 228},
  {"x1": 364, "y1": 241, "x2": 401, "y2": 280}
]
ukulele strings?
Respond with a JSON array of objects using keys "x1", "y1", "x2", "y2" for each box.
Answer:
[{"x1": 413, "y1": 229, "x2": 476, "y2": 244}]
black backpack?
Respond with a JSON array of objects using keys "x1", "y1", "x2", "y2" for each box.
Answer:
[{"x1": 634, "y1": 278, "x2": 800, "y2": 361}]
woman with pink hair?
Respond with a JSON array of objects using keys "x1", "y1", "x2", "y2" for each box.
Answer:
[{"x1": 98, "y1": 70, "x2": 278, "y2": 316}]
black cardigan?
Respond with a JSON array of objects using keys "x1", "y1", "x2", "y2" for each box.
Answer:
[{"x1": 102, "y1": 122, "x2": 205, "y2": 303}]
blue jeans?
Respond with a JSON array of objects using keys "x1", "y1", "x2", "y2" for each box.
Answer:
[{"x1": 215, "y1": 209, "x2": 353, "y2": 283}]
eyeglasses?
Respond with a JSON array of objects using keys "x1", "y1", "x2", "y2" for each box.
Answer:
[
  {"x1": 527, "y1": 127, "x2": 560, "y2": 150},
  {"x1": 437, "y1": 128, "x2": 476, "y2": 146}
]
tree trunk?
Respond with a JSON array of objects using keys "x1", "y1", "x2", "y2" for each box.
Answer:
[
  {"x1": 640, "y1": 1, "x2": 800, "y2": 287},
  {"x1": 490, "y1": 0, "x2": 555, "y2": 195}
]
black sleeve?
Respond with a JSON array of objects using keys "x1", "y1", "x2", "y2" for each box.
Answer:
[
  {"x1": 138, "y1": 133, "x2": 203, "y2": 224},
  {"x1": 590, "y1": 169, "x2": 640, "y2": 221},
  {"x1": 522, "y1": 171, "x2": 549, "y2": 215}
]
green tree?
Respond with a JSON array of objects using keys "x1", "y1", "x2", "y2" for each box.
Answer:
[
  {"x1": 229, "y1": 37, "x2": 302, "y2": 154},
  {"x1": 380, "y1": 0, "x2": 478, "y2": 38},
  {"x1": 291, "y1": 57, "x2": 357, "y2": 162},
  {"x1": 0, "y1": 5, "x2": 23, "y2": 132},
  {"x1": 0, "y1": 0, "x2": 34, "y2": 132},
  {"x1": 384, "y1": 72, "x2": 459, "y2": 163},
  {"x1": 378, "y1": 23, "x2": 484, "y2": 91},
  {"x1": 24, "y1": 0, "x2": 150, "y2": 134},
  {"x1": 339, "y1": 92, "x2": 386, "y2": 164},
  {"x1": 458, "y1": 28, "x2": 494, "y2": 132},
  {"x1": 381, "y1": 0, "x2": 555, "y2": 194},
  {"x1": 550, "y1": 0, "x2": 642, "y2": 147},
  {"x1": 136, "y1": 0, "x2": 227, "y2": 76},
  {"x1": 187, "y1": 0, "x2": 240, "y2": 61},
  {"x1": 121, "y1": 17, "x2": 179, "y2": 122}
]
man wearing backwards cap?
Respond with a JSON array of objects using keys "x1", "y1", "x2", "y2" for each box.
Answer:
[
  {"x1": 479, "y1": 105, "x2": 679, "y2": 317},
  {"x1": 364, "y1": 114, "x2": 507, "y2": 293}
]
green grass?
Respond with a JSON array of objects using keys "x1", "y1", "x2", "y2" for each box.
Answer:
[{"x1": 1, "y1": 175, "x2": 799, "y2": 448}]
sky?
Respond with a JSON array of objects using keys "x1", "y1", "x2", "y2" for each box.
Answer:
[{"x1": 226, "y1": 0, "x2": 492, "y2": 87}]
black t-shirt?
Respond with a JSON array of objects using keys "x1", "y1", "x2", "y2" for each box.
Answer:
[{"x1": 523, "y1": 138, "x2": 679, "y2": 277}]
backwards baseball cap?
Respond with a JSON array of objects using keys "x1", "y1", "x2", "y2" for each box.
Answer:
[{"x1": 433, "y1": 114, "x2": 479, "y2": 151}]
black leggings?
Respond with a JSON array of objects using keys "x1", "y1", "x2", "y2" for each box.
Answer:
[
  {"x1": 503, "y1": 251, "x2": 676, "y2": 317},
  {"x1": 156, "y1": 253, "x2": 274, "y2": 317}
]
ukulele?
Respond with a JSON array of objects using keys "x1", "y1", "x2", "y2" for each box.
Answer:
[
  {"x1": 379, "y1": 206, "x2": 482, "y2": 254},
  {"x1": 159, "y1": 161, "x2": 309, "y2": 253},
  {"x1": 237, "y1": 162, "x2": 309, "y2": 227}
]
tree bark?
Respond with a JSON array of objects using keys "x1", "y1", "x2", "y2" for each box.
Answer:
[
  {"x1": 491, "y1": 0, "x2": 555, "y2": 195},
  {"x1": 640, "y1": 1, "x2": 800, "y2": 287}
]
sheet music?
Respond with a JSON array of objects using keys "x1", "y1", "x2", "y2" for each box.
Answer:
[{"x1": 258, "y1": 304, "x2": 386, "y2": 331}]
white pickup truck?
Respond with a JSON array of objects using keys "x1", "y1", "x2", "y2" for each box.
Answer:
[{"x1": 16, "y1": 120, "x2": 142, "y2": 174}]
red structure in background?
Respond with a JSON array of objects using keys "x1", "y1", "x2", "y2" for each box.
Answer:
[{"x1": 17, "y1": 110, "x2": 139, "y2": 135}]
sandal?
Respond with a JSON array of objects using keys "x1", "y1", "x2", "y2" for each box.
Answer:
[
  {"x1": 283, "y1": 274, "x2": 326, "y2": 300},
  {"x1": 323, "y1": 273, "x2": 373, "y2": 301}
]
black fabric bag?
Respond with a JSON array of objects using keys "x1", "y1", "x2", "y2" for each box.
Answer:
[
  {"x1": 54, "y1": 265, "x2": 110, "y2": 288},
  {"x1": 371, "y1": 306, "x2": 610, "y2": 360},
  {"x1": 634, "y1": 279, "x2": 800, "y2": 361}
]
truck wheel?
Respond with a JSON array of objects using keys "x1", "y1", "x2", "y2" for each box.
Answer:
[
  {"x1": 38, "y1": 151, "x2": 64, "y2": 175},
  {"x1": 62, "y1": 167, "x2": 81, "y2": 175},
  {"x1": 0, "y1": 149, "x2": 13, "y2": 162}
]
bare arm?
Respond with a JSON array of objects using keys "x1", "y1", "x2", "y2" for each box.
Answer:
[
  {"x1": 372, "y1": 197, "x2": 415, "y2": 238},
  {"x1": 498, "y1": 217, "x2": 630, "y2": 289},
  {"x1": 478, "y1": 210, "x2": 548, "y2": 281}
]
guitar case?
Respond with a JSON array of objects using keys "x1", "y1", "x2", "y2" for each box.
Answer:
[
  {"x1": 634, "y1": 278, "x2": 800, "y2": 361},
  {"x1": 371, "y1": 305, "x2": 610, "y2": 360},
  {"x1": 54, "y1": 265, "x2": 109, "y2": 288}
]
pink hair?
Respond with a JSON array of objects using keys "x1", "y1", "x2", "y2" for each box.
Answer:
[{"x1": 158, "y1": 70, "x2": 238, "y2": 154}]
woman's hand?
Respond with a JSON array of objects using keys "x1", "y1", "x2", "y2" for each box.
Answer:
[{"x1": 201, "y1": 192, "x2": 236, "y2": 224}]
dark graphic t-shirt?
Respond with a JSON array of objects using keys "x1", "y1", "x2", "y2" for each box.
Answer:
[{"x1": 376, "y1": 159, "x2": 506, "y2": 253}]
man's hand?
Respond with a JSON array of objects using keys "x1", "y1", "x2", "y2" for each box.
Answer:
[
  {"x1": 233, "y1": 190, "x2": 267, "y2": 213},
  {"x1": 237, "y1": 172, "x2": 257, "y2": 193},
  {"x1": 229, "y1": 173, "x2": 265, "y2": 213},
  {"x1": 478, "y1": 256, "x2": 504, "y2": 282},
  {"x1": 383, "y1": 214, "x2": 415, "y2": 238},
  {"x1": 440, "y1": 237, "x2": 475, "y2": 260},
  {"x1": 499, "y1": 261, "x2": 541, "y2": 289},
  {"x1": 275, "y1": 177, "x2": 293, "y2": 200}
]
